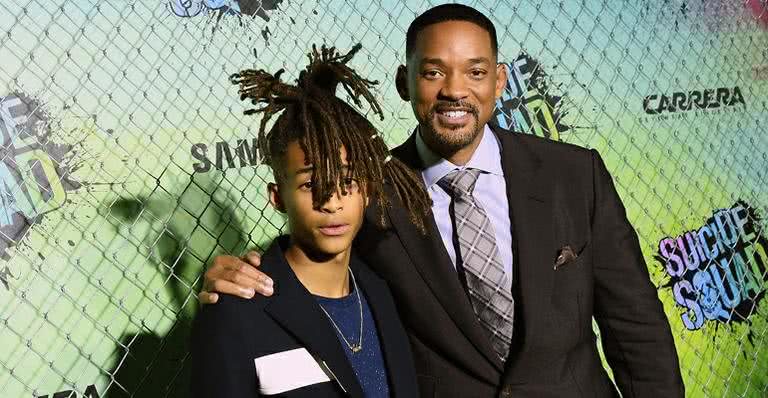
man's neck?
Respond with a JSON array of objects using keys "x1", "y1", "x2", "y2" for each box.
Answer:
[{"x1": 284, "y1": 241, "x2": 351, "y2": 299}]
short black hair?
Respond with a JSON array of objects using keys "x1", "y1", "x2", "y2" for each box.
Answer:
[{"x1": 406, "y1": 4, "x2": 498, "y2": 59}]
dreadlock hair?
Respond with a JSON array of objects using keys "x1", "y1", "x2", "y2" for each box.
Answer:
[{"x1": 230, "y1": 43, "x2": 432, "y2": 233}]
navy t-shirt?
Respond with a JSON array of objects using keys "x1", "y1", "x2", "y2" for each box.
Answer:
[{"x1": 314, "y1": 282, "x2": 390, "y2": 397}]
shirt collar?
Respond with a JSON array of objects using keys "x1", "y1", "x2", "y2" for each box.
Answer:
[{"x1": 415, "y1": 124, "x2": 503, "y2": 189}]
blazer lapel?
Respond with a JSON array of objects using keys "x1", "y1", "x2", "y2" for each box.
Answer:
[
  {"x1": 390, "y1": 133, "x2": 504, "y2": 372},
  {"x1": 262, "y1": 238, "x2": 364, "y2": 397},
  {"x1": 352, "y1": 259, "x2": 416, "y2": 397},
  {"x1": 493, "y1": 127, "x2": 556, "y2": 358}
]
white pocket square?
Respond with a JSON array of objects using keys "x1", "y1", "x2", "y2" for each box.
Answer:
[{"x1": 254, "y1": 347, "x2": 331, "y2": 395}]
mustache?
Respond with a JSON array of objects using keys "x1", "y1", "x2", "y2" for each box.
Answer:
[{"x1": 429, "y1": 100, "x2": 479, "y2": 115}]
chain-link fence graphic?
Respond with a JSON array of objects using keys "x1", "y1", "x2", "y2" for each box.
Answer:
[{"x1": 1, "y1": 0, "x2": 767, "y2": 397}]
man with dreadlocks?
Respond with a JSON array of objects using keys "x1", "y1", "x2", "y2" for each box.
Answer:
[{"x1": 190, "y1": 44, "x2": 425, "y2": 397}]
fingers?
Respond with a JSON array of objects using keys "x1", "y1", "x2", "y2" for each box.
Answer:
[
  {"x1": 206, "y1": 279, "x2": 257, "y2": 299},
  {"x1": 236, "y1": 251, "x2": 273, "y2": 292},
  {"x1": 226, "y1": 268, "x2": 273, "y2": 296},
  {"x1": 222, "y1": 261, "x2": 273, "y2": 294},
  {"x1": 243, "y1": 250, "x2": 262, "y2": 267},
  {"x1": 198, "y1": 291, "x2": 219, "y2": 304},
  {"x1": 231, "y1": 259, "x2": 273, "y2": 288},
  {"x1": 202, "y1": 254, "x2": 274, "y2": 300}
]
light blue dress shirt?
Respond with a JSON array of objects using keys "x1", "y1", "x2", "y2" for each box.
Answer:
[{"x1": 415, "y1": 125, "x2": 514, "y2": 278}]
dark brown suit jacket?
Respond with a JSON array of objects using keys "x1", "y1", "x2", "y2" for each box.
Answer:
[{"x1": 354, "y1": 127, "x2": 684, "y2": 397}]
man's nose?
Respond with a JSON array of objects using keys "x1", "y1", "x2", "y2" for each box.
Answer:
[
  {"x1": 320, "y1": 191, "x2": 344, "y2": 213},
  {"x1": 438, "y1": 73, "x2": 470, "y2": 100}
]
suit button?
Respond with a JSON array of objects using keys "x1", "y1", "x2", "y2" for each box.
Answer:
[{"x1": 498, "y1": 385, "x2": 513, "y2": 398}]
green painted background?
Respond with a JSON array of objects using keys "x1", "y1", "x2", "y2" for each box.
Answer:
[{"x1": 0, "y1": 1, "x2": 766, "y2": 396}]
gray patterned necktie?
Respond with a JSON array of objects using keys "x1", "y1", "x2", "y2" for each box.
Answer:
[{"x1": 438, "y1": 168, "x2": 514, "y2": 361}]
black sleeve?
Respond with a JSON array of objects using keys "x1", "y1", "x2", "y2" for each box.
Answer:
[
  {"x1": 589, "y1": 149, "x2": 685, "y2": 397},
  {"x1": 191, "y1": 295, "x2": 259, "y2": 397}
]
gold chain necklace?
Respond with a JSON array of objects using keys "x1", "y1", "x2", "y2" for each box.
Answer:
[{"x1": 317, "y1": 267, "x2": 364, "y2": 353}]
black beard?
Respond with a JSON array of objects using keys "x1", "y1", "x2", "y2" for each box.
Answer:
[{"x1": 421, "y1": 104, "x2": 482, "y2": 158}]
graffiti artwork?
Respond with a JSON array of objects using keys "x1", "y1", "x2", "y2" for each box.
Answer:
[
  {"x1": 747, "y1": 0, "x2": 768, "y2": 28},
  {"x1": 491, "y1": 53, "x2": 571, "y2": 141},
  {"x1": 657, "y1": 202, "x2": 768, "y2": 331},
  {"x1": 169, "y1": 0, "x2": 284, "y2": 21},
  {"x1": 35, "y1": 385, "x2": 101, "y2": 398},
  {"x1": 0, "y1": 94, "x2": 81, "y2": 260},
  {"x1": 1, "y1": 0, "x2": 767, "y2": 396},
  {"x1": 0, "y1": 265, "x2": 12, "y2": 290}
]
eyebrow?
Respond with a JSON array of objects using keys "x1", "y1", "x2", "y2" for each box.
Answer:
[
  {"x1": 295, "y1": 166, "x2": 314, "y2": 175},
  {"x1": 420, "y1": 57, "x2": 492, "y2": 67},
  {"x1": 294, "y1": 164, "x2": 350, "y2": 176},
  {"x1": 467, "y1": 57, "x2": 492, "y2": 65},
  {"x1": 421, "y1": 57, "x2": 446, "y2": 66}
]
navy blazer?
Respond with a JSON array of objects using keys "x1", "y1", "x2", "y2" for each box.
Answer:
[{"x1": 191, "y1": 236, "x2": 418, "y2": 397}]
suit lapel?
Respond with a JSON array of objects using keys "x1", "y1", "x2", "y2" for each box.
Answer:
[
  {"x1": 390, "y1": 133, "x2": 504, "y2": 372},
  {"x1": 494, "y1": 127, "x2": 555, "y2": 358},
  {"x1": 391, "y1": 128, "x2": 558, "y2": 368},
  {"x1": 262, "y1": 238, "x2": 364, "y2": 397},
  {"x1": 352, "y1": 259, "x2": 414, "y2": 397}
]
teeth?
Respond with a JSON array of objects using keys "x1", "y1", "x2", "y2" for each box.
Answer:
[{"x1": 442, "y1": 110, "x2": 467, "y2": 118}]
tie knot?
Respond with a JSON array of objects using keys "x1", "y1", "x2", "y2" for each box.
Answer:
[{"x1": 438, "y1": 168, "x2": 481, "y2": 198}]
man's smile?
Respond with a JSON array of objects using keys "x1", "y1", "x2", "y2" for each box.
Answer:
[{"x1": 435, "y1": 109, "x2": 473, "y2": 126}]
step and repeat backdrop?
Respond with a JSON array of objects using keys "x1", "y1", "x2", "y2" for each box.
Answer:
[{"x1": 1, "y1": 0, "x2": 767, "y2": 397}]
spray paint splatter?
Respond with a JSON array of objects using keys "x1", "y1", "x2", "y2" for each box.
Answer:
[
  {"x1": 0, "y1": 265, "x2": 13, "y2": 290},
  {"x1": 669, "y1": 0, "x2": 767, "y2": 32},
  {"x1": 237, "y1": 0, "x2": 284, "y2": 21},
  {"x1": 170, "y1": 0, "x2": 285, "y2": 21},
  {"x1": 0, "y1": 92, "x2": 84, "y2": 260},
  {"x1": 491, "y1": 52, "x2": 574, "y2": 141},
  {"x1": 747, "y1": 0, "x2": 768, "y2": 29},
  {"x1": 170, "y1": 1, "x2": 290, "y2": 45}
]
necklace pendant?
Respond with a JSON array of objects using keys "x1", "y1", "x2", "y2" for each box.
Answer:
[{"x1": 351, "y1": 345, "x2": 362, "y2": 353}]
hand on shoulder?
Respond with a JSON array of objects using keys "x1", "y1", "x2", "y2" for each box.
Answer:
[{"x1": 198, "y1": 251, "x2": 274, "y2": 304}]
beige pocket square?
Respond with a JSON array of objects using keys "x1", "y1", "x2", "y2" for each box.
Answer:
[{"x1": 554, "y1": 245, "x2": 578, "y2": 270}]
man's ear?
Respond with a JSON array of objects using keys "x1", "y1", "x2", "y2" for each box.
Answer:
[
  {"x1": 494, "y1": 63, "x2": 508, "y2": 99},
  {"x1": 268, "y1": 182, "x2": 286, "y2": 213},
  {"x1": 395, "y1": 65, "x2": 410, "y2": 101}
]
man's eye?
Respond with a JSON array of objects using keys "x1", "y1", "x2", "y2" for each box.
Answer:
[
  {"x1": 343, "y1": 178, "x2": 360, "y2": 191},
  {"x1": 470, "y1": 69, "x2": 487, "y2": 78},
  {"x1": 423, "y1": 70, "x2": 441, "y2": 79}
]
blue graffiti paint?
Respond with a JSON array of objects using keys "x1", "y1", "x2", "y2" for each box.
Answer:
[
  {"x1": 491, "y1": 53, "x2": 571, "y2": 140},
  {"x1": 656, "y1": 201, "x2": 768, "y2": 331},
  {"x1": 0, "y1": 93, "x2": 81, "y2": 259}
]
